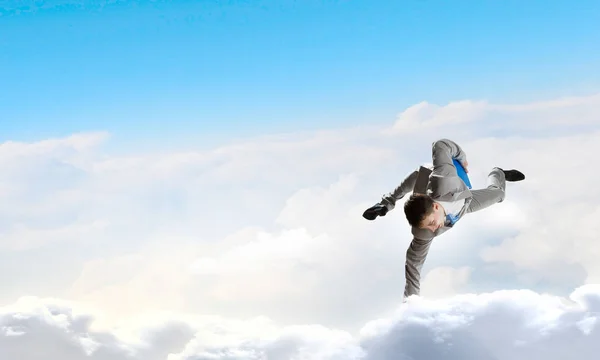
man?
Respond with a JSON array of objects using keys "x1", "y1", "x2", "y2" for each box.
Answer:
[{"x1": 362, "y1": 139, "x2": 525, "y2": 299}]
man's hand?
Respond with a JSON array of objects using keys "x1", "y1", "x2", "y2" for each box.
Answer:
[
  {"x1": 460, "y1": 159, "x2": 469, "y2": 173},
  {"x1": 362, "y1": 203, "x2": 388, "y2": 220}
]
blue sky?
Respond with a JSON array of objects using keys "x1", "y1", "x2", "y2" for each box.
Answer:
[{"x1": 2, "y1": 0, "x2": 599, "y2": 149}]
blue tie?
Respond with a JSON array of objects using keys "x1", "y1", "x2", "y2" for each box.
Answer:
[{"x1": 446, "y1": 213, "x2": 460, "y2": 225}]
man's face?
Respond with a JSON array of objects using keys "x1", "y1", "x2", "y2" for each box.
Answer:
[{"x1": 419, "y1": 202, "x2": 445, "y2": 232}]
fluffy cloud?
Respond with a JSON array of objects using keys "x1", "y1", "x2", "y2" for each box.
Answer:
[
  {"x1": 0, "y1": 296, "x2": 196, "y2": 360},
  {"x1": 0, "y1": 92, "x2": 599, "y2": 358},
  {"x1": 358, "y1": 284, "x2": 600, "y2": 360},
  {"x1": 419, "y1": 266, "x2": 473, "y2": 299},
  {"x1": 389, "y1": 92, "x2": 600, "y2": 135},
  {"x1": 1, "y1": 285, "x2": 599, "y2": 359}
]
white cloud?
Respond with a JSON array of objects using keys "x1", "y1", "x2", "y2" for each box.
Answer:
[
  {"x1": 0, "y1": 295, "x2": 196, "y2": 360},
  {"x1": 420, "y1": 266, "x2": 472, "y2": 299},
  {"x1": 389, "y1": 92, "x2": 600, "y2": 137},
  {"x1": 0, "y1": 92, "x2": 600, "y2": 358},
  {"x1": 358, "y1": 284, "x2": 600, "y2": 360},
  {"x1": 472, "y1": 132, "x2": 600, "y2": 286},
  {"x1": 390, "y1": 100, "x2": 488, "y2": 133},
  {"x1": 0, "y1": 219, "x2": 110, "y2": 251},
  {"x1": 1, "y1": 285, "x2": 600, "y2": 359}
]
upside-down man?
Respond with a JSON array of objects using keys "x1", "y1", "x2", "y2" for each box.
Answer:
[{"x1": 362, "y1": 139, "x2": 525, "y2": 299}]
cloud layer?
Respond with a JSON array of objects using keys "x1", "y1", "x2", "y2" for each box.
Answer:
[
  {"x1": 0, "y1": 92, "x2": 599, "y2": 358},
  {"x1": 1, "y1": 285, "x2": 599, "y2": 359}
]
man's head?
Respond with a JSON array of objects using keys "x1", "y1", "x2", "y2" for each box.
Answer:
[{"x1": 403, "y1": 193, "x2": 446, "y2": 231}]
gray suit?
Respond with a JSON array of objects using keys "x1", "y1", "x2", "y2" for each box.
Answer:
[{"x1": 379, "y1": 139, "x2": 507, "y2": 298}]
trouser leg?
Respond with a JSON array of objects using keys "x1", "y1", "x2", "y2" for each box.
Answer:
[{"x1": 465, "y1": 167, "x2": 506, "y2": 214}]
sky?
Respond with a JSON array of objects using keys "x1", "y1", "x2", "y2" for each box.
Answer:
[
  {"x1": 1, "y1": 0, "x2": 600, "y2": 359},
  {"x1": 2, "y1": 0, "x2": 600, "y2": 147}
]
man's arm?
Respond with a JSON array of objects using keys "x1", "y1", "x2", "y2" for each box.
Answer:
[
  {"x1": 431, "y1": 138, "x2": 467, "y2": 178},
  {"x1": 403, "y1": 233, "x2": 434, "y2": 299},
  {"x1": 363, "y1": 167, "x2": 422, "y2": 220},
  {"x1": 380, "y1": 168, "x2": 419, "y2": 211}
]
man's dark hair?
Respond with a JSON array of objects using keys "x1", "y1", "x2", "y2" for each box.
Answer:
[{"x1": 403, "y1": 193, "x2": 435, "y2": 227}]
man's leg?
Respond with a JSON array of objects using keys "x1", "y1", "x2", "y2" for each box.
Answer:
[{"x1": 466, "y1": 167, "x2": 524, "y2": 214}]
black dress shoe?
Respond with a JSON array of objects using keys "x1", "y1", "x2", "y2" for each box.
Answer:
[
  {"x1": 501, "y1": 169, "x2": 525, "y2": 182},
  {"x1": 363, "y1": 203, "x2": 388, "y2": 220}
]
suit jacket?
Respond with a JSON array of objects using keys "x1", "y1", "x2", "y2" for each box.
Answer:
[{"x1": 380, "y1": 139, "x2": 473, "y2": 298}]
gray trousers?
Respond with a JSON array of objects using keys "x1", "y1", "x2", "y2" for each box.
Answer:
[{"x1": 465, "y1": 167, "x2": 506, "y2": 214}]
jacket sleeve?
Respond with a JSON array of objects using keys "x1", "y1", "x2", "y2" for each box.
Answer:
[
  {"x1": 431, "y1": 138, "x2": 467, "y2": 177},
  {"x1": 403, "y1": 232, "x2": 434, "y2": 298},
  {"x1": 380, "y1": 168, "x2": 419, "y2": 211}
]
